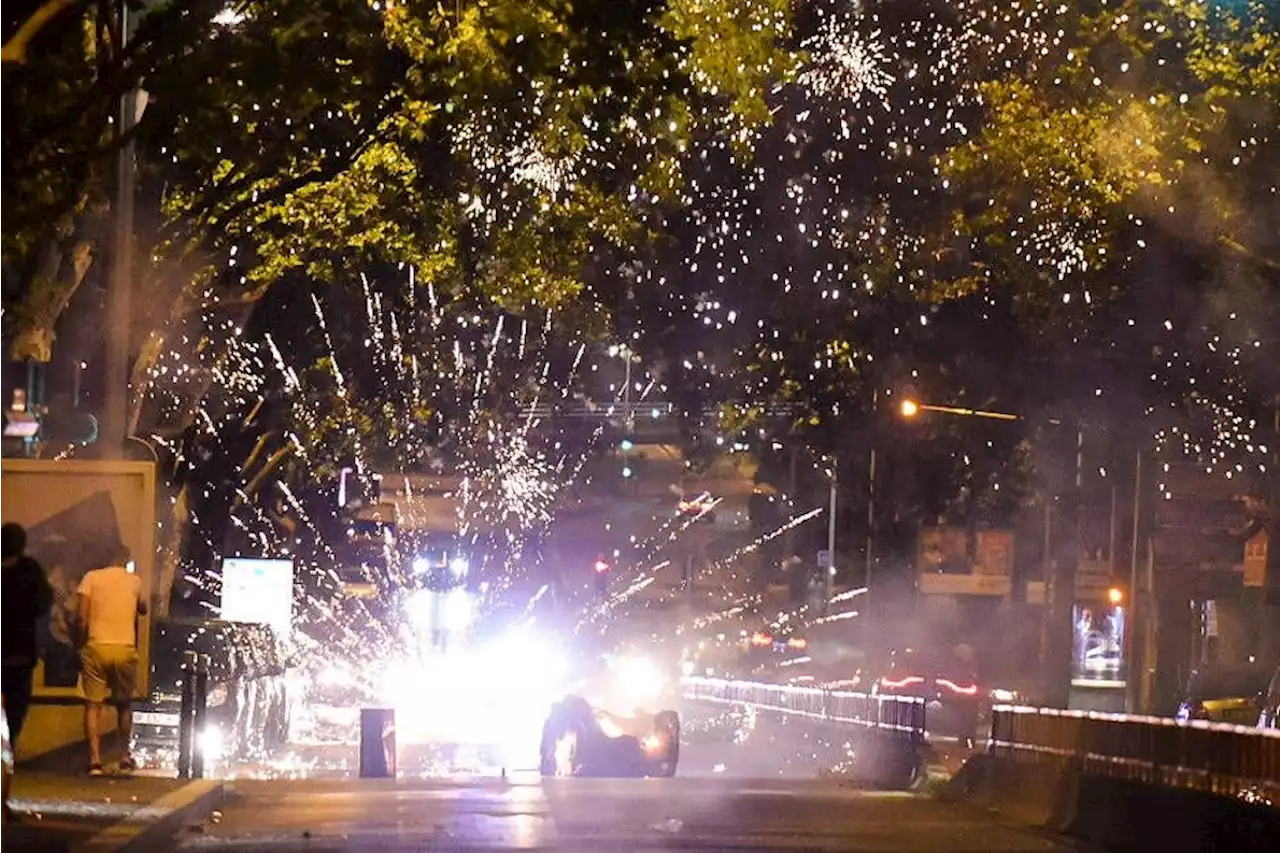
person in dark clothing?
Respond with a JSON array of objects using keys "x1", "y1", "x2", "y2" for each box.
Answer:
[{"x1": 2, "y1": 522, "x2": 54, "y2": 747}]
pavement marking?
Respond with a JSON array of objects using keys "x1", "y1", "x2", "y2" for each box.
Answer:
[{"x1": 73, "y1": 779, "x2": 224, "y2": 853}]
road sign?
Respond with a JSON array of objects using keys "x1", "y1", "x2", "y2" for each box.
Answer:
[{"x1": 817, "y1": 550, "x2": 831, "y2": 569}]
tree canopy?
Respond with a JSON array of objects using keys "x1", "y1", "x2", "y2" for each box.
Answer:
[{"x1": 4, "y1": 0, "x2": 792, "y2": 367}]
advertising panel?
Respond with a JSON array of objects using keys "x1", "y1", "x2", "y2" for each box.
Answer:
[
  {"x1": 1243, "y1": 531, "x2": 1267, "y2": 588},
  {"x1": 918, "y1": 527, "x2": 1014, "y2": 596},
  {"x1": 1072, "y1": 602, "x2": 1127, "y2": 686},
  {"x1": 918, "y1": 572, "x2": 1013, "y2": 597},
  {"x1": 0, "y1": 459, "x2": 156, "y2": 699}
]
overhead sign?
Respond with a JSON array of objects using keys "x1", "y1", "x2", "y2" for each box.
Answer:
[{"x1": 221, "y1": 558, "x2": 294, "y2": 636}]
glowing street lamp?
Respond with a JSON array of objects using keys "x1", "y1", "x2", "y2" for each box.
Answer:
[{"x1": 898, "y1": 399, "x2": 1019, "y2": 422}]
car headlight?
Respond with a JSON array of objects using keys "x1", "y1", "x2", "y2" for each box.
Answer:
[
  {"x1": 449, "y1": 556, "x2": 468, "y2": 577},
  {"x1": 199, "y1": 727, "x2": 223, "y2": 762},
  {"x1": 990, "y1": 688, "x2": 1018, "y2": 704}
]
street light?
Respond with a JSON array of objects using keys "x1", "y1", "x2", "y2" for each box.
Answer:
[
  {"x1": 899, "y1": 399, "x2": 1019, "y2": 422},
  {"x1": 897, "y1": 396, "x2": 1086, "y2": 709}
]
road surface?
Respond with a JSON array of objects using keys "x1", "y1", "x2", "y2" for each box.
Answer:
[{"x1": 171, "y1": 776, "x2": 1074, "y2": 852}]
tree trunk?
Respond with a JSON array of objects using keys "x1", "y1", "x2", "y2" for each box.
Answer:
[
  {"x1": 9, "y1": 238, "x2": 94, "y2": 362},
  {"x1": 154, "y1": 482, "x2": 189, "y2": 619}
]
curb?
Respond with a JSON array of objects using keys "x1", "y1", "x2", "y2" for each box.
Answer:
[{"x1": 72, "y1": 779, "x2": 224, "y2": 853}]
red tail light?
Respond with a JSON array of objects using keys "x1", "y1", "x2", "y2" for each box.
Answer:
[
  {"x1": 787, "y1": 637, "x2": 808, "y2": 650},
  {"x1": 937, "y1": 678, "x2": 979, "y2": 696},
  {"x1": 750, "y1": 631, "x2": 773, "y2": 647},
  {"x1": 879, "y1": 675, "x2": 925, "y2": 689}
]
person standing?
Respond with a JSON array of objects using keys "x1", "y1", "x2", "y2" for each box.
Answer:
[
  {"x1": 76, "y1": 546, "x2": 147, "y2": 776},
  {"x1": 2, "y1": 522, "x2": 54, "y2": 748}
]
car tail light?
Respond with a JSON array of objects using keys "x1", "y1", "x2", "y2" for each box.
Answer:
[
  {"x1": 787, "y1": 637, "x2": 807, "y2": 650},
  {"x1": 937, "y1": 678, "x2": 979, "y2": 696},
  {"x1": 880, "y1": 675, "x2": 925, "y2": 689},
  {"x1": 750, "y1": 631, "x2": 773, "y2": 647}
]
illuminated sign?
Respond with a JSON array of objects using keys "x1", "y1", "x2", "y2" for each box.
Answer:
[{"x1": 220, "y1": 558, "x2": 294, "y2": 636}]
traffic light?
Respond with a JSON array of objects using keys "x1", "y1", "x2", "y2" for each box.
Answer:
[{"x1": 620, "y1": 437, "x2": 635, "y2": 478}]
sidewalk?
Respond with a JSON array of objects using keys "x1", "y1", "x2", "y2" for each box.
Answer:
[{"x1": 4, "y1": 772, "x2": 220, "y2": 853}]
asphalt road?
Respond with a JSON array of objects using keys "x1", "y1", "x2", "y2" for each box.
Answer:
[
  {"x1": 160, "y1": 706, "x2": 1038, "y2": 853},
  {"x1": 171, "y1": 776, "x2": 1075, "y2": 852}
]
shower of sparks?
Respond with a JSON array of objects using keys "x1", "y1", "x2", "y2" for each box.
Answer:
[
  {"x1": 30, "y1": 0, "x2": 1274, "y2": 779},
  {"x1": 796, "y1": 10, "x2": 893, "y2": 105}
]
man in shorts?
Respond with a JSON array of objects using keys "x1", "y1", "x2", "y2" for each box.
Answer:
[{"x1": 77, "y1": 547, "x2": 147, "y2": 775}]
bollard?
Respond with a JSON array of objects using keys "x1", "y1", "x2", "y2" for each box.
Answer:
[
  {"x1": 177, "y1": 651, "x2": 197, "y2": 779},
  {"x1": 191, "y1": 654, "x2": 210, "y2": 779},
  {"x1": 359, "y1": 708, "x2": 397, "y2": 779}
]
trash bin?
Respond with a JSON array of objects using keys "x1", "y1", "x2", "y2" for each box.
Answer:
[{"x1": 359, "y1": 708, "x2": 396, "y2": 778}]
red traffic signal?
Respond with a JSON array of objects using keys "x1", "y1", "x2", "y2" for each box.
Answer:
[{"x1": 594, "y1": 558, "x2": 611, "y2": 574}]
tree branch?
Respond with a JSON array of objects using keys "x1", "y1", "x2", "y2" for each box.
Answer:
[
  {"x1": 1217, "y1": 235, "x2": 1280, "y2": 273},
  {"x1": 1, "y1": 0, "x2": 81, "y2": 65},
  {"x1": 178, "y1": 92, "x2": 405, "y2": 235}
]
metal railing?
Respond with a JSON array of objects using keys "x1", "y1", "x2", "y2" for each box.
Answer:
[
  {"x1": 988, "y1": 705, "x2": 1280, "y2": 801},
  {"x1": 519, "y1": 402, "x2": 797, "y2": 421},
  {"x1": 681, "y1": 676, "x2": 926, "y2": 740}
]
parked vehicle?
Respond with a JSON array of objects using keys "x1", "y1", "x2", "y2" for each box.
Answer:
[
  {"x1": 132, "y1": 618, "x2": 289, "y2": 770},
  {"x1": 1175, "y1": 663, "x2": 1273, "y2": 725}
]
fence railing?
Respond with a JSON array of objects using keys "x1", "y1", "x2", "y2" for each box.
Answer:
[
  {"x1": 988, "y1": 704, "x2": 1280, "y2": 802},
  {"x1": 680, "y1": 676, "x2": 926, "y2": 740}
]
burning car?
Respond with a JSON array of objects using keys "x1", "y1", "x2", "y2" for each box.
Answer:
[
  {"x1": 538, "y1": 650, "x2": 681, "y2": 777},
  {"x1": 539, "y1": 695, "x2": 680, "y2": 777}
]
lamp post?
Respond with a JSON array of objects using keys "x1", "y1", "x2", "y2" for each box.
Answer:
[{"x1": 900, "y1": 398, "x2": 1089, "y2": 708}]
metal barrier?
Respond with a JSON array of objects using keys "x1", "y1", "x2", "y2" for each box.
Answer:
[
  {"x1": 988, "y1": 704, "x2": 1280, "y2": 801},
  {"x1": 681, "y1": 676, "x2": 926, "y2": 740}
]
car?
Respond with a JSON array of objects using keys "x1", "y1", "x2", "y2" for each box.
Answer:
[
  {"x1": 132, "y1": 618, "x2": 289, "y2": 769},
  {"x1": 871, "y1": 648, "x2": 984, "y2": 742},
  {"x1": 1175, "y1": 663, "x2": 1273, "y2": 725},
  {"x1": 539, "y1": 694, "x2": 680, "y2": 777}
]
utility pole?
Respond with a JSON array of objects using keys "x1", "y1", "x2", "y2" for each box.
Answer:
[
  {"x1": 1127, "y1": 446, "x2": 1143, "y2": 712},
  {"x1": 865, "y1": 447, "x2": 875, "y2": 593},
  {"x1": 1260, "y1": 394, "x2": 1280, "y2": 666},
  {"x1": 827, "y1": 461, "x2": 837, "y2": 608},
  {"x1": 1043, "y1": 427, "x2": 1084, "y2": 709},
  {"x1": 102, "y1": 4, "x2": 141, "y2": 458},
  {"x1": 865, "y1": 388, "x2": 879, "y2": 598}
]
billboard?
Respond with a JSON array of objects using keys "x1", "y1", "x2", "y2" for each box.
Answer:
[
  {"x1": 918, "y1": 527, "x2": 1014, "y2": 596},
  {"x1": 220, "y1": 557, "x2": 294, "y2": 636},
  {"x1": 0, "y1": 459, "x2": 156, "y2": 699},
  {"x1": 1072, "y1": 602, "x2": 1127, "y2": 687}
]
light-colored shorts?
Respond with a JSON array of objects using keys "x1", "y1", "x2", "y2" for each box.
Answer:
[{"x1": 81, "y1": 644, "x2": 139, "y2": 704}]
